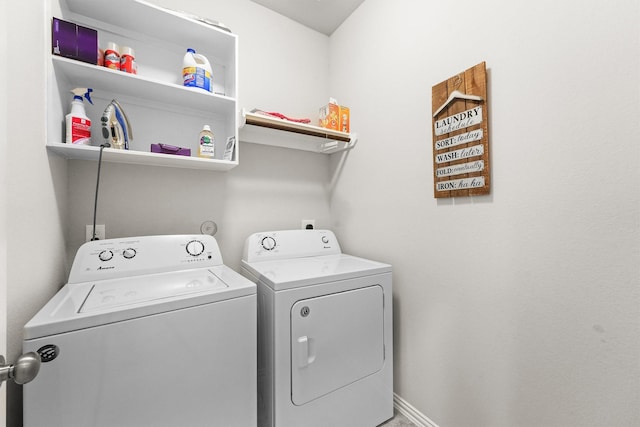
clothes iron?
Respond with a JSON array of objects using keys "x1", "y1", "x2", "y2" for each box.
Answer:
[{"x1": 101, "y1": 100, "x2": 133, "y2": 149}]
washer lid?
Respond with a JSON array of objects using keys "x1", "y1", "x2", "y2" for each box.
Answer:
[
  {"x1": 79, "y1": 269, "x2": 228, "y2": 313},
  {"x1": 23, "y1": 265, "x2": 255, "y2": 339},
  {"x1": 242, "y1": 254, "x2": 391, "y2": 291}
]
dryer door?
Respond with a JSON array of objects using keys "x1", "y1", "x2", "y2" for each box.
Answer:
[{"x1": 290, "y1": 285, "x2": 384, "y2": 406}]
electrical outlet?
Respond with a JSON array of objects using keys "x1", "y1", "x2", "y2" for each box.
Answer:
[
  {"x1": 86, "y1": 224, "x2": 106, "y2": 242},
  {"x1": 301, "y1": 219, "x2": 315, "y2": 230}
]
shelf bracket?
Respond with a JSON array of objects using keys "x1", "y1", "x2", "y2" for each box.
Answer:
[
  {"x1": 320, "y1": 141, "x2": 340, "y2": 152},
  {"x1": 319, "y1": 133, "x2": 357, "y2": 153}
]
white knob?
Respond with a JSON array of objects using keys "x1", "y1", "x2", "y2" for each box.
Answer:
[
  {"x1": 261, "y1": 236, "x2": 276, "y2": 251},
  {"x1": 99, "y1": 250, "x2": 113, "y2": 261},
  {"x1": 122, "y1": 248, "x2": 136, "y2": 259},
  {"x1": 186, "y1": 240, "x2": 205, "y2": 256}
]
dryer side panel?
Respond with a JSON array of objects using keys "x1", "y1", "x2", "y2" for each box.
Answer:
[{"x1": 290, "y1": 285, "x2": 384, "y2": 406}]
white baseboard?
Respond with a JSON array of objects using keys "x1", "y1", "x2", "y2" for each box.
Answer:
[{"x1": 393, "y1": 393, "x2": 439, "y2": 427}]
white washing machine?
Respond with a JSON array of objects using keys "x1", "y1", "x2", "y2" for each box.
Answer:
[
  {"x1": 23, "y1": 235, "x2": 256, "y2": 427},
  {"x1": 241, "y1": 229, "x2": 393, "y2": 427}
]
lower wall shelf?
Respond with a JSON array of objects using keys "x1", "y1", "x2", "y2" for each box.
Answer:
[
  {"x1": 47, "y1": 142, "x2": 238, "y2": 171},
  {"x1": 239, "y1": 109, "x2": 357, "y2": 154}
]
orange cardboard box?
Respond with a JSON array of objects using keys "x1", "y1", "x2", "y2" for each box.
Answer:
[
  {"x1": 319, "y1": 102, "x2": 340, "y2": 130},
  {"x1": 339, "y1": 106, "x2": 350, "y2": 133}
]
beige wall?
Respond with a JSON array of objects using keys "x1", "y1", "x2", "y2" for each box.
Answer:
[
  {"x1": 5, "y1": 0, "x2": 639, "y2": 426},
  {"x1": 5, "y1": 1, "x2": 69, "y2": 424},
  {"x1": 6, "y1": 0, "x2": 331, "y2": 425},
  {"x1": 1, "y1": 0, "x2": 7, "y2": 422},
  {"x1": 329, "y1": 0, "x2": 640, "y2": 426},
  {"x1": 64, "y1": 0, "x2": 333, "y2": 271}
]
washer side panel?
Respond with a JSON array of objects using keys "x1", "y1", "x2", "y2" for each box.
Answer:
[{"x1": 23, "y1": 296, "x2": 257, "y2": 427}]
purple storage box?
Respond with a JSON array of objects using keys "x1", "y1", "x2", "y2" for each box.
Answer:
[
  {"x1": 151, "y1": 144, "x2": 191, "y2": 156},
  {"x1": 52, "y1": 17, "x2": 98, "y2": 65}
]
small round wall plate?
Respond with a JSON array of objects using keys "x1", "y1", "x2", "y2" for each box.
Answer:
[{"x1": 200, "y1": 220, "x2": 218, "y2": 236}]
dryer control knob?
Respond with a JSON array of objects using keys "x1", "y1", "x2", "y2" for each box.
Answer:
[
  {"x1": 321, "y1": 236, "x2": 329, "y2": 244},
  {"x1": 98, "y1": 250, "x2": 113, "y2": 261},
  {"x1": 261, "y1": 236, "x2": 276, "y2": 251},
  {"x1": 186, "y1": 240, "x2": 205, "y2": 256},
  {"x1": 122, "y1": 248, "x2": 136, "y2": 259}
]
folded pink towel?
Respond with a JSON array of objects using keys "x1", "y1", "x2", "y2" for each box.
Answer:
[{"x1": 253, "y1": 109, "x2": 311, "y2": 124}]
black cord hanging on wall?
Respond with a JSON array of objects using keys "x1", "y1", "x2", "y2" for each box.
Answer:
[{"x1": 91, "y1": 143, "x2": 110, "y2": 241}]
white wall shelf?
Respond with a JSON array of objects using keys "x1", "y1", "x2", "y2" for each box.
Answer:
[
  {"x1": 52, "y1": 56, "x2": 235, "y2": 115},
  {"x1": 63, "y1": 0, "x2": 235, "y2": 61},
  {"x1": 47, "y1": 0, "x2": 239, "y2": 171},
  {"x1": 239, "y1": 109, "x2": 357, "y2": 154},
  {"x1": 47, "y1": 142, "x2": 238, "y2": 171}
]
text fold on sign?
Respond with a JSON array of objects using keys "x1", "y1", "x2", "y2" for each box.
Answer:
[{"x1": 436, "y1": 160, "x2": 484, "y2": 178}]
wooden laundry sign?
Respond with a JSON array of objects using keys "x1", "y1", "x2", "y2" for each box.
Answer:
[{"x1": 431, "y1": 62, "x2": 490, "y2": 198}]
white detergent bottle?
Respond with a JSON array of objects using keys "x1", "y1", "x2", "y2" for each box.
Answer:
[
  {"x1": 198, "y1": 125, "x2": 215, "y2": 158},
  {"x1": 183, "y1": 48, "x2": 213, "y2": 92},
  {"x1": 65, "y1": 88, "x2": 93, "y2": 145}
]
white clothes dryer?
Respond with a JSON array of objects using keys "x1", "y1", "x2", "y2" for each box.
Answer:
[
  {"x1": 23, "y1": 235, "x2": 256, "y2": 427},
  {"x1": 241, "y1": 229, "x2": 393, "y2": 427}
]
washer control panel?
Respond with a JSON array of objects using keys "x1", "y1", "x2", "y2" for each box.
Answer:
[
  {"x1": 243, "y1": 229, "x2": 341, "y2": 262},
  {"x1": 68, "y1": 235, "x2": 224, "y2": 284}
]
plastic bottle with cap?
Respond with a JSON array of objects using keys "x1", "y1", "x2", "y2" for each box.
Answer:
[
  {"x1": 198, "y1": 125, "x2": 215, "y2": 158},
  {"x1": 65, "y1": 88, "x2": 93, "y2": 145},
  {"x1": 120, "y1": 46, "x2": 136, "y2": 74},
  {"x1": 183, "y1": 48, "x2": 212, "y2": 92},
  {"x1": 104, "y1": 42, "x2": 120, "y2": 70}
]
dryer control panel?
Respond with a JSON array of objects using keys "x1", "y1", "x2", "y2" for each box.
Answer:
[
  {"x1": 68, "y1": 235, "x2": 224, "y2": 283},
  {"x1": 242, "y1": 229, "x2": 341, "y2": 262}
]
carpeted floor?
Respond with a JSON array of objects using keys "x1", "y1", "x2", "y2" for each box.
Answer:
[{"x1": 378, "y1": 412, "x2": 417, "y2": 426}]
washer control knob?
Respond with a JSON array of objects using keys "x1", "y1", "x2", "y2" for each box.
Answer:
[
  {"x1": 186, "y1": 240, "x2": 205, "y2": 256},
  {"x1": 122, "y1": 248, "x2": 136, "y2": 259},
  {"x1": 98, "y1": 250, "x2": 113, "y2": 261},
  {"x1": 261, "y1": 236, "x2": 276, "y2": 251},
  {"x1": 321, "y1": 236, "x2": 329, "y2": 244}
]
